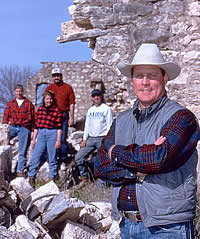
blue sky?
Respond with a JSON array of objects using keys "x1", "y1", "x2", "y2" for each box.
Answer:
[{"x1": 0, "y1": 0, "x2": 92, "y2": 71}]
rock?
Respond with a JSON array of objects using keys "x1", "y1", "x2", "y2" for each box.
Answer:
[
  {"x1": 9, "y1": 215, "x2": 40, "y2": 238},
  {"x1": 61, "y1": 220, "x2": 97, "y2": 239},
  {"x1": 20, "y1": 181, "x2": 60, "y2": 220},
  {"x1": 42, "y1": 192, "x2": 85, "y2": 228},
  {"x1": 10, "y1": 178, "x2": 34, "y2": 201}
]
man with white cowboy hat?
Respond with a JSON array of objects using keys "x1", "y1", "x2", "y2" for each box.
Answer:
[{"x1": 95, "y1": 43, "x2": 200, "y2": 238}]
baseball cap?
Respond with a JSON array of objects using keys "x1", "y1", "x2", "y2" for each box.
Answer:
[
  {"x1": 91, "y1": 89, "x2": 102, "y2": 97},
  {"x1": 51, "y1": 67, "x2": 62, "y2": 75}
]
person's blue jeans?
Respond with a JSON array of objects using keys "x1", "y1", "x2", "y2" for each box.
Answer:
[
  {"x1": 75, "y1": 137, "x2": 103, "y2": 178},
  {"x1": 28, "y1": 128, "x2": 58, "y2": 178},
  {"x1": 57, "y1": 111, "x2": 69, "y2": 163},
  {"x1": 119, "y1": 217, "x2": 194, "y2": 239},
  {"x1": 9, "y1": 125, "x2": 31, "y2": 173}
]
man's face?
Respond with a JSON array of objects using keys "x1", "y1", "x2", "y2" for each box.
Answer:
[
  {"x1": 92, "y1": 94, "x2": 102, "y2": 106},
  {"x1": 15, "y1": 88, "x2": 23, "y2": 99},
  {"x1": 52, "y1": 73, "x2": 63, "y2": 85},
  {"x1": 131, "y1": 65, "x2": 168, "y2": 109}
]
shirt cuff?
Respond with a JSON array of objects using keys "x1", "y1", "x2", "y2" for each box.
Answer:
[
  {"x1": 111, "y1": 145, "x2": 136, "y2": 179},
  {"x1": 111, "y1": 145, "x2": 125, "y2": 163}
]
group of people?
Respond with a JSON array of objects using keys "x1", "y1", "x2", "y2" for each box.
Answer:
[
  {"x1": 2, "y1": 43, "x2": 200, "y2": 238},
  {"x1": 2, "y1": 66, "x2": 112, "y2": 187}
]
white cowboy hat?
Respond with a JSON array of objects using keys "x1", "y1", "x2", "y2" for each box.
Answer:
[{"x1": 117, "y1": 43, "x2": 181, "y2": 81}]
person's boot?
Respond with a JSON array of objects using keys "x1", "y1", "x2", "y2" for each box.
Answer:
[
  {"x1": 75, "y1": 176, "x2": 88, "y2": 189},
  {"x1": 16, "y1": 172, "x2": 25, "y2": 178},
  {"x1": 28, "y1": 177, "x2": 35, "y2": 189}
]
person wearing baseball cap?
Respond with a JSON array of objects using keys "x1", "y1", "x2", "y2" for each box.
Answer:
[
  {"x1": 75, "y1": 89, "x2": 113, "y2": 188},
  {"x1": 95, "y1": 43, "x2": 200, "y2": 238},
  {"x1": 46, "y1": 67, "x2": 75, "y2": 169}
]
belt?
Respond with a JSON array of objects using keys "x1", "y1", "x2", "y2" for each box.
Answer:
[{"x1": 121, "y1": 211, "x2": 142, "y2": 223}]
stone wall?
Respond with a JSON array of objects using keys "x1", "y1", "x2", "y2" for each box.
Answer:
[
  {"x1": 26, "y1": 0, "x2": 200, "y2": 123},
  {"x1": 27, "y1": 61, "x2": 125, "y2": 123}
]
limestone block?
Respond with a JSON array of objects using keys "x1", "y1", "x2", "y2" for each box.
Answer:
[
  {"x1": 113, "y1": 2, "x2": 153, "y2": 18},
  {"x1": 61, "y1": 20, "x2": 85, "y2": 35},
  {"x1": 36, "y1": 161, "x2": 49, "y2": 183},
  {"x1": 10, "y1": 178, "x2": 34, "y2": 200},
  {"x1": 68, "y1": 5, "x2": 76, "y2": 16},
  {"x1": 0, "y1": 124, "x2": 9, "y2": 145},
  {"x1": 89, "y1": 202, "x2": 112, "y2": 218},
  {"x1": 29, "y1": 181, "x2": 60, "y2": 210},
  {"x1": 91, "y1": 216, "x2": 112, "y2": 231},
  {"x1": 79, "y1": 202, "x2": 112, "y2": 231},
  {"x1": 42, "y1": 192, "x2": 85, "y2": 228},
  {"x1": 0, "y1": 206, "x2": 12, "y2": 228},
  {"x1": 0, "y1": 226, "x2": 15, "y2": 238},
  {"x1": 58, "y1": 28, "x2": 107, "y2": 43},
  {"x1": 189, "y1": 2, "x2": 200, "y2": 16},
  {"x1": 10, "y1": 215, "x2": 40, "y2": 238},
  {"x1": 11, "y1": 154, "x2": 18, "y2": 173},
  {"x1": 0, "y1": 146, "x2": 12, "y2": 182},
  {"x1": 108, "y1": 219, "x2": 121, "y2": 237},
  {"x1": 61, "y1": 220, "x2": 97, "y2": 239}
]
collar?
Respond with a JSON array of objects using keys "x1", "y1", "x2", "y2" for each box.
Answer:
[{"x1": 133, "y1": 93, "x2": 168, "y2": 119}]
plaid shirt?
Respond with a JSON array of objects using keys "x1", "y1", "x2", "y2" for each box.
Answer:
[
  {"x1": 35, "y1": 105, "x2": 62, "y2": 129},
  {"x1": 95, "y1": 109, "x2": 200, "y2": 211},
  {"x1": 3, "y1": 97, "x2": 35, "y2": 130}
]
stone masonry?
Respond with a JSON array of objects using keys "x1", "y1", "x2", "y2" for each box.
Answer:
[{"x1": 26, "y1": 0, "x2": 200, "y2": 124}]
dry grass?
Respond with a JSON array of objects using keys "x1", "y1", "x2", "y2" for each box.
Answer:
[{"x1": 69, "y1": 180, "x2": 112, "y2": 203}]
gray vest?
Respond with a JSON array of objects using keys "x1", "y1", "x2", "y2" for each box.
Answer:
[{"x1": 112, "y1": 96, "x2": 197, "y2": 227}]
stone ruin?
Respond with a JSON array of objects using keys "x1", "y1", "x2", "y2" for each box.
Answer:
[{"x1": 26, "y1": 0, "x2": 200, "y2": 122}]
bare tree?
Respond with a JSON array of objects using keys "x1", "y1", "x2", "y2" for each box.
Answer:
[{"x1": 0, "y1": 65, "x2": 35, "y2": 112}]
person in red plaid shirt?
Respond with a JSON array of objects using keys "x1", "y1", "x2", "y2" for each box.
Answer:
[
  {"x1": 28, "y1": 90, "x2": 62, "y2": 187},
  {"x1": 3, "y1": 84, "x2": 35, "y2": 177}
]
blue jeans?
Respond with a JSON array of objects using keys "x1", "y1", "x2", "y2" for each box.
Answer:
[
  {"x1": 28, "y1": 128, "x2": 58, "y2": 178},
  {"x1": 9, "y1": 125, "x2": 31, "y2": 173},
  {"x1": 119, "y1": 217, "x2": 194, "y2": 239},
  {"x1": 75, "y1": 137, "x2": 104, "y2": 178},
  {"x1": 57, "y1": 111, "x2": 69, "y2": 163}
]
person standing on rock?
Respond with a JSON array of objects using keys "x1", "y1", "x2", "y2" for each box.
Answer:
[
  {"x1": 28, "y1": 90, "x2": 62, "y2": 187},
  {"x1": 94, "y1": 43, "x2": 200, "y2": 238},
  {"x1": 2, "y1": 84, "x2": 35, "y2": 177},
  {"x1": 46, "y1": 67, "x2": 75, "y2": 169},
  {"x1": 75, "y1": 89, "x2": 113, "y2": 187}
]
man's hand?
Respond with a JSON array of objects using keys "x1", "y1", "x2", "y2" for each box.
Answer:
[
  {"x1": 32, "y1": 139, "x2": 36, "y2": 150},
  {"x1": 108, "y1": 145, "x2": 116, "y2": 159},
  {"x1": 80, "y1": 140, "x2": 86, "y2": 148},
  {"x1": 154, "y1": 135, "x2": 166, "y2": 145},
  {"x1": 68, "y1": 117, "x2": 74, "y2": 126},
  {"x1": 31, "y1": 131, "x2": 34, "y2": 140},
  {"x1": 55, "y1": 140, "x2": 61, "y2": 149}
]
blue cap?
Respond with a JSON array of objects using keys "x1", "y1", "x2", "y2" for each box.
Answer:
[{"x1": 91, "y1": 89, "x2": 102, "y2": 97}]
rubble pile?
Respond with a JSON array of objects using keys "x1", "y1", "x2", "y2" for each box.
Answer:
[
  {"x1": 0, "y1": 178, "x2": 120, "y2": 239},
  {"x1": 0, "y1": 124, "x2": 120, "y2": 238}
]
